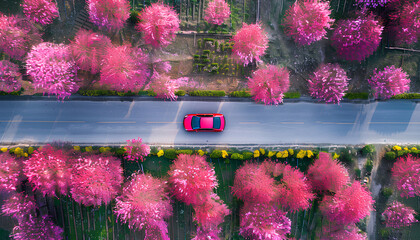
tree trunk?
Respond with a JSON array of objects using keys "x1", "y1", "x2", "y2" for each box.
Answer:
[{"x1": 256, "y1": 0, "x2": 260, "y2": 23}]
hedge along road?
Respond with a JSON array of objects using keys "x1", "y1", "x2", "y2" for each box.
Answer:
[{"x1": 0, "y1": 100, "x2": 419, "y2": 146}]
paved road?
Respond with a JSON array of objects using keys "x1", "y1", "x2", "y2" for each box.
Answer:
[{"x1": 0, "y1": 100, "x2": 419, "y2": 145}]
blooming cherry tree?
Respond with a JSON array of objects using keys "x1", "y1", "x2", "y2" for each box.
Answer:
[
  {"x1": 232, "y1": 23, "x2": 269, "y2": 65},
  {"x1": 368, "y1": 65, "x2": 410, "y2": 99},
  {"x1": 323, "y1": 223, "x2": 367, "y2": 240},
  {"x1": 124, "y1": 137, "x2": 151, "y2": 162},
  {"x1": 21, "y1": 0, "x2": 59, "y2": 25},
  {"x1": 87, "y1": 0, "x2": 130, "y2": 31},
  {"x1": 1, "y1": 192, "x2": 37, "y2": 222},
  {"x1": 26, "y1": 42, "x2": 79, "y2": 100},
  {"x1": 247, "y1": 65, "x2": 290, "y2": 105},
  {"x1": 331, "y1": 14, "x2": 383, "y2": 61},
  {"x1": 147, "y1": 74, "x2": 190, "y2": 101},
  {"x1": 136, "y1": 3, "x2": 180, "y2": 48},
  {"x1": 308, "y1": 63, "x2": 349, "y2": 104},
  {"x1": 391, "y1": 154, "x2": 420, "y2": 198},
  {"x1": 283, "y1": 0, "x2": 334, "y2": 45},
  {"x1": 0, "y1": 152, "x2": 21, "y2": 192},
  {"x1": 382, "y1": 201, "x2": 418, "y2": 228},
  {"x1": 204, "y1": 0, "x2": 231, "y2": 25},
  {"x1": 0, "y1": 60, "x2": 22, "y2": 93},
  {"x1": 11, "y1": 215, "x2": 63, "y2": 240}
]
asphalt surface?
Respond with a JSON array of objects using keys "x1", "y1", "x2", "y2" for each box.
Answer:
[{"x1": 0, "y1": 100, "x2": 419, "y2": 145}]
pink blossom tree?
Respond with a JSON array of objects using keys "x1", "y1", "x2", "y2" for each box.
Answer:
[
  {"x1": 239, "y1": 202, "x2": 291, "y2": 240},
  {"x1": 23, "y1": 145, "x2": 71, "y2": 197},
  {"x1": 0, "y1": 60, "x2": 22, "y2": 93},
  {"x1": 136, "y1": 3, "x2": 180, "y2": 48},
  {"x1": 391, "y1": 1, "x2": 420, "y2": 45},
  {"x1": 168, "y1": 154, "x2": 218, "y2": 206},
  {"x1": 308, "y1": 63, "x2": 349, "y2": 104},
  {"x1": 382, "y1": 201, "x2": 418, "y2": 228},
  {"x1": 124, "y1": 137, "x2": 151, "y2": 162},
  {"x1": 0, "y1": 152, "x2": 21, "y2": 192},
  {"x1": 70, "y1": 30, "x2": 111, "y2": 74},
  {"x1": 0, "y1": 14, "x2": 42, "y2": 60},
  {"x1": 1, "y1": 192, "x2": 37, "y2": 222},
  {"x1": 11, "y1": 215, "x2": 63, "y2": 240},
  {"x1": 307, "y1": 152, "x2": 350, "y2": 193},
  {"x1": 232, "y1": 23, "x2": 269, "y2": 65},
  {"x1": 70, "y1": 155, "x2": 123, "y2": 207},
  {"x1": 283, "y1": 0, "x2": 334, "y2": 45},
  {"x1": 147, "y1": 74, "x2": 190, "y2": 101},
  {"x1": 391, "y1": 154, "x2": 420, "y2": 198},
  {"x1": 114, "y1": 173, "x2": 172, "y2": 239},
  {"x1": 87, "y1": 0, "x2": 130, "y2": 31},
  {"x1": 26, "y1": 42, "x2": 79, "y2": 100},
  {"x1": 99, "y1": 45, "x2": 150, "y2": 92},
  {"x1": 204, "y1": 0, "x2": 231, "y2": 25},
  {"x1": 368, "y1": 65, "x2": 410, "y2": 99},
  {"x1": 247, "y1": 65, "x2": 290, "y2": 105},
  {"x1": 322, "y1": 223, "x2": 367, "y2": 240},
  {"x1": 320, "y1": 181, "x2": 374, "y2": 225},
  {"x1": 21, "y1": 0, "x2": 59, "y2": 25},
  {"x1": 331, "y1": 14, "x2": 383, "y2": 61}
]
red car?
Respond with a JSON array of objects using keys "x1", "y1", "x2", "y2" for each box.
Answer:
[{"x1": 183, "y1": 113, "x2": 225, "y2": 132}]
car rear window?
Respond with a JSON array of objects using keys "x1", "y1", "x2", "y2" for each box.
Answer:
[
  {"x1": 213, "y1": 117, "x2": 221, "y2": 129},
  {"x1": 192, "y1": 116, "x2": 201, "y2": 129}
]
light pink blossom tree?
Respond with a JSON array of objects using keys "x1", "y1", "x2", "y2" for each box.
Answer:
[
  {"x1": 136, "y1": 3, "x2": 180, "y2": 48},
  {"x1": 331, "y1": 14, "x2": 383, "y2": 61},
  {"x1": 87, "y1": 0, "x2": 130, "y2": 31},
  {"x1": 283, "y1": 0, "x2": 334, "y2": 45},
  {"x1": 0, "y1": 152, "x2": 21, "y2": 192},
  {"x1": 0, "y1": 60, "x2": 22, "y2": 93},
  {"x1": 232, "y1": 23, "x2": 269, "y2": 65},
  {"x1": 204, "y1": 0, "x2": 231, "y2": 25},
  {"x1": 247, "y1": 65, "x2": 290, "y2": 105},
  {"x1": 124, "y1": 137, "x2": 151, "y2": 162},
  {"x1": 1, "y1": 192, "x2": 37, "y2": 222},
  {"x1": 382, "y1": 201, "x2": 418, "y2": 228},
  {"x1": 368, "y1": 65, "x2": 410, "y2": 99},
  {"x1": 308, "y1": 63, "x2": 349, "y2": 104},
  {"x1": 391, "y1": 154, "x2": 420, "y2": 198},
  {"x1": 21, "y1": 0, "x2": 59, "y2": 25},
  {"x1": 168, "y1": 154, "x2": 218, "y2": 206},
  {"x1": 70, "y1": 30, "x2": 111, "y2": 74},
  {"x1": 26, "y1": 42, "x2": 79, "y2": 100},
  {"x1": 11, "y1": 215, "x2": 63, "y2": 240},
  {"x1": 114, "y1": 173, "x2": 172, "y2": 239}
]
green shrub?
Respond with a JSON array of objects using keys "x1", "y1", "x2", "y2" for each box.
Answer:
[
  {"x1": 203, "y1": 50, "x2": 210, "y2": 55},
  {"x1": 231, "y1": 153, "x2": 243, "y2": 160},
  {"x1": 0, "y1": 87, "x2": 23, "y2": 96},
  {"x1": 176, "y1": 149, "x2": 193, "y2": 155},
  {"x1": 175, "y1": 90, "x2": 186, "y2": 96},
  {"x1": 365, "y1": 159, "x2": 373, "y2": 173},
  {"x1": 138, "y1": 90, "x2": 150, "y2": 96},
  {"x1": 203, "y1": 38, "x2": 215, "y2": 44},
  {"x1": 338, "y1": 149, "x2": 354, "y2": 165},
  {"x1": 117, "y1": 91, "x2": 136, "y2": 96},
  {"x1": 385, "y1": 151, "x2": 396, "y2": 161},
  {"x1": 210, "y1": 150, "x2": 223, "y2": 159},
  {"x1": 361, "y1": 144, "x2": 375, "y2": 156},
  {"x1": 197, "y1": 39, "x2": 202, "y2": 48},
  {"x1": 354, "y1": 168, "x2": 361, "y2": 178},
  {"x1": 283, "y1": 92, "x2": 301, "y2": 99},
  {"x1": 193, "y1": 54, "x2": 200, "y2": 59},
  {"x1": 344, "y1": 92, "x2": 369, "y2": 100},
  {"x1": 214, "y1": 41, "x2": 219, "y2": 51},
  {"x1": 379, "y1": 228, "x2": 390, "y2": 238},
  {"x1": 188, "y1": 90, "x2": 226, "y2": 97},
  {"x1": 164, "y1": 149, "x2": 177, "y2": 160},
  {"x1": 381, "y1": 187, "x2": 393, "y2": 197},
  {"x1": 242, "y1": 152, "x2": 253, "y2": 160},
  {"x1": 113, "y1": 147, "x2": 126, "y2": 157},
  {"x1": 229, "y1": 90, "x2": 251, "y2": 98},
  {"x1": 147, "y1": 90, "x2": 157, "y2": 97},
  {"x1": 202, "y1": 59, "x2": 211, "y2": 63},
  {"x1": 128, "y1": 10, "x2": 140, "y2": 24},
  {"x1": 391, "y1": 93, "x2": 420, "y2": 99}
]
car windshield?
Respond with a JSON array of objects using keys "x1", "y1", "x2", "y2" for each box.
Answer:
[
  {"x1": 213, "y1": 117, "x2": 221, "y2": 129},
  {"x1": 192, "y1": 116, "x2": 201, "y2": 129}
]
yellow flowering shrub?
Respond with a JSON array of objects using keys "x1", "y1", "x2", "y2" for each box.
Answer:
[
  {"x1": 28, "y1": 147, "x2": 34, "y2": 154},
  {"x1": 24, "y1": 153, "x2": 28, "y2": 157},
  {"x1": 259, "y1": 148, "x2": 265, "y2": 155},
  {"x1": 412, "y1": 147, "x2": 418, "y2": 151},
  {"x1": 85, "y1": 146, "x2": 93, "y2": 152},
  {"x1": 197, "y1": 149, "x2": 205, "y2": 156},
  {"x1": 306, "y1": 150, "x2": 314, "y2": 158},
  {"x1": 222, "y1": 150, "x2": 228, "y2": 158},
  {"x1": 288, "y1": 149, "x2": 294, "y2": 156},
  {"x1": 1, "y1": 147, "x2": 7, "y2": 152},
  {"x1": 276, "y1": 150, "x2": 288, "y2": 158},
  {"x1": 254, "y1": 150, "x2": 260, "y2": 158},
  {"x1": 268, "y1": 151, "x2": 276, "y2": 158},
  {"x1": 157, "y1": 150, "x2": 164, "y2": 157},
  {"x1": 73, "y1": 146, "x2": 80, "y2": 151},
  {"x1": 14, "y1": 147, "x2": 24, "y2": 157},
  {"x1": 296, "y1": 150, "x2": 306, "y2": 159},
  {"x1": 99, "y1": 147, "x2": 111, "y2": 153},
  {"x1": 333, "y1": 153, "x2": 340, "y2": 159},
  {"x1": 393, "y1": 145, "x2": 402, "y2": 151}
]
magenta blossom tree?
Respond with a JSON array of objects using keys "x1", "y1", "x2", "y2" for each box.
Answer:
[
  {"x1": 11, "y1": 215, "x2": 63, "y2": 240},
  {"x1": 382, "y1": 201, "x2": 418, "y2": 228},
  {"x1": 391, "y1": 1, "x2": 420, "y2": 45},
  {"x1": 247, "y1": 65, "x2": 290, "y2": 105},
  {"x1": 100, "y1": 45, "x2": 150, "y2": 92},
  {"x1": 26, "y1": 42, "x2": 79, "y2": 100},
  {"x1": 308, "y1": 63, "x2": 349, "y2": 104},
  {"x1": 368, "y1": 65, "x2": 410, "y2": 99},
  {"x1": 147, "y1": 74, "x2": 190, "y2": 101},
  {"x1": 21, "y1": 0, "x2": 59, "y2": 25},
  {"x1": 323, "y1": 223, "x2": 367, "y2": 240},
  {"x1": 331, "y1": 14, "x2": 383, "y2": 61},
  {"x1": 232, "y1": 23, "x2": 269, "y2": 65},
  {"x1": 391, "y1": 154, "x2": 420, "y2": 198},
  {"x1": 136, "y1": 3, "x2": 180, "y2": 48},
  {"x1": 124, "y1": 137, "x2": 151, "y2": 162},
  {"x1": 0, "y1": 14, "x2": 42, "y2": 60},
  {"x1": 1, "y1": 192, "x2": 37, "y2": 222},
  {"x1": 356, "y1": 0, "x2": 387, "y2": 8},
  {"x1": 0, "y1": 152, "x2": 21, "y2": 192},
  {"x1": 168, "y1": 154, "x2": 218, "y2": 206},
  {"x1": 283, "y1": 0, "x2": 334, "y2": 45},
  {"x1": 70, "y1": 155, "x2": 123, "y2": 207},
  {"x1": 114, "y1": 173, "x2": 172, "y2": 239},
  {"x1": 0, "y1": 60, "x2": 22, "y2": 93},
  {"x1": 87, "y1": 0, "x2": 130, "y2": 31},
  {"x1": 23, "y1": 145, "x2": 71, "y2": 197},
  {"x1": 70, "y1": 30, "x2": 111, "y2": 74},
  {"x1": 204, "y1": 0, "x2": 231, "y2": 25}
]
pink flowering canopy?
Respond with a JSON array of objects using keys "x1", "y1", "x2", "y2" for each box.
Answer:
[
  {"x1": 124, "y1": 137, "x2": 151, "y2": 162},
  {"x1": 26, "y1": 42, "x2": 79, "y2": 100},
  {"x1": 23, "y1": 145, "x2": 71, "y2": 197},
  {"x1": 307, "y1": 152, "x2": 350, "y2": 193},
  {"x1": 21, "y1": 0, "x2": 59, "y2": 25},
  {"x1": 308, "y1": 63, "x2": 349, "y2": 104},
  {"x1": 100, "y1": 45, "x2": 150, "y2": 92},
  {"x1": 168, "y1": 154, "x2": 218, "y2": 206},
  {"x1": 0, "y1": 14, "x2": 42, "y2": 60},
  {"x1": 70, "y1": 30, "x2": 111, "y2": 74},
  {"x1": 368, "y1": 65, "x2": 410, "y2": 99},
  {"x1": 204, "y1": 0, "x2": 231, "y2": 25},
  {"x1": 87, "y1": 0, "x2": 130, "y2": 31},
  {"x1": 11, "y1": 215, "x2": 63, "y2": 240},
  {"x1": 323, "y1": 223, "x2": 367, "y2": 240},
  {"x1": 114, "y1": 173, "x2": 172, "y2": 239},
  {"x1": 147, "y1": 74, "x2": 190, "y2": 101},
  {"x1": 0, "y1": 60, "x2": 22, "y2": 93},
  {"x1": 136, "y1": 3, "x2": 180, "y2": 48},
  {"x1": 382, "y1": 201, "x2": 418, "y2": 228},
  {"x1": 283, "y1": 0, "x2": 334, "y2": 45},
  {"x1": 391, "y1": 0, "x2": 420, "y2": 45},
  {"x1": 70, "y1": 155, "x2": 123, "y2": 207},
  {"x1": 239, "y1": 203, "x2": 291, "y2": 240},
  {"x1": 391, "y1": 154, "x2": 420, "y2": 198},
  {"x1": 0, "y1": 152, "x2": 21, "y2": 192},
  {"x1": 247, "y1": 65, "x2": 290, "y2": 105},
  {"x1": 331, "y1": 14, "x2": 383, "y2": 61},
  {"x1": 232, "y1": 23, "x2": 269, "y2": 65},
  {"x1": 320, "y1": 181, "x2": 374, "y2": 225},
  {"x1": 1, "y1": 192, "x2": 37, "y2": 222},
  {"x1": 193, "y1": 193, "x2": 230, "y2": 235}
]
